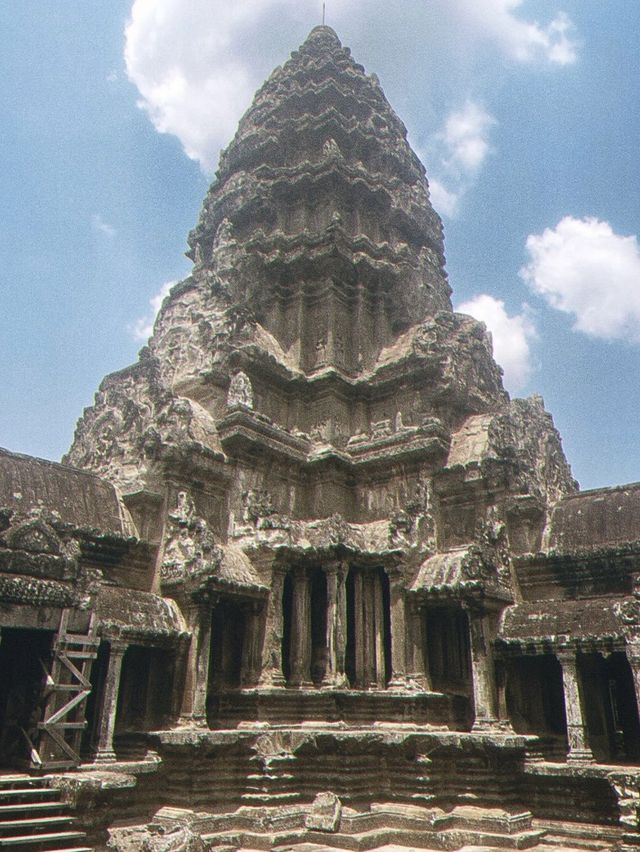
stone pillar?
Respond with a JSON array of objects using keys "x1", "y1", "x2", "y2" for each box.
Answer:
[
  {"x1": 407, "y1": 599, "x2": 429, "y2": 690},
  {"x1": 322, "y1": 562, "x2": 347, "y2": 688},
  {"x1": 363, "y1": 573, "x2": 376, "y2": 687},
  {"x1": 290, "y1": 567, "x2": 312, "y2": 686},
  {"x1": 557, "y1": 648, "x2": 594, "y2": 763},
  {"x1": 259, "y1": 567, "x2": 286, "y2": 687},
  {"x1": 374, "y1": 572, "x2": 386, "y2": 688},
  {"x1": 191, "y1": 602, "x2": 213, "y2": 724},
  {"x1": 170, "y1": 636, "x2": 190, "y2": 723},
  {"x1": 388, "y1": 570, "x2": 407, "y2": 688},
  {"x1": 494, "y1": 658, "x2": 512, "y2": 729},
  {"x1": 241, "y1": 600, "x2": 263, "y2": 687},
  {"x1": 93, "y1": 640, "x2": 127, "y2": 764},
  {"x1": 467, "y1": 610, "x2": 499, "y2": 731},
  {"x1": 626, "y1": 642, "x2": 640, "y2": 723},
  {"x1": 354, "y1": 570, "x2": 365, "y2": 688}
]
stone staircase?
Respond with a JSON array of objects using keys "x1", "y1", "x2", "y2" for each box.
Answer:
[{"x1": 0, "y1": 775, "x2": 91, "y2": 851}]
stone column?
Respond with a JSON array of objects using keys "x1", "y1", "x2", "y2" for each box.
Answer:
[
  {"x1": 354, "y1": 570, "x2": 365, "y2": 688},
  {"x1": 259, "y1": 567, "x2": 286, "y2": 687},
  {"x1": 467, "y1": 610, "x2": 499, "y2": 731},
  {"x1": 388, "y1": 570, "x2": 407, "y2": 688},
  {"x1": 93, "y1": 640, "x2": 127, "y2": 764},
  {"x1": 626, "y1": 642, "x2": 640, "y2": 722},
  {"x1": 170, "y1": 636, "x2": 190, "y2": 723},
  {"x1": 407, "y1": 599, "x2": 429, "y2": 690},
  {"x1": 494, "y1": 658, "x2": 512, "y2": 729},
  {"x1": 363, "y1": 573, "x2": 376, "y2": 687},
  {"x1": 374, "y1": 572, "x2": 386, "y2": 688},
  {"x1": 191, "y1": 602, "x2": 213, "y2": 724},
  {"x1": 557, "y1": 648, "x2": 594, "y2": 763},
  {"x1": 290, "y1": 567, "x2": 312, "y2": 686},
  {"x1": 322, "y1": 562, "x2": 347, "y2": 688},
  {"x1": 241, "y1": 600, "x2": 263, "y2": 687}
]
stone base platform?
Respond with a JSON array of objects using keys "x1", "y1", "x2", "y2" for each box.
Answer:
[
  {"x1": 45, "y1": 730, "x2": 640, "y2": 849},
  {"x1": 206, "y1": 688, "x2": 468, "y2": 730},
  {"x1": 109, "y1": 801, "x2": 547, "y2": 851}
]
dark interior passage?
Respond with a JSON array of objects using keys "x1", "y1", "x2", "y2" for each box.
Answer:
[
  {"x1": 580, "y1": 651, "x2": 640, "y2": 764},
  {"x1": 210, "y1": 598, "x2": 246, "y2": 689},
  {"x1": 0, "y1": 628, "x2": 53, "y2": 768},
  {"x1": 425, "y1": 607, "x2": 471, "y2": 694},
  {"x1": 506, "y1": 654, "x2": 567, "y2": 755}
]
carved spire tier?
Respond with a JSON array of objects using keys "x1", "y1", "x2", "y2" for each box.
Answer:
[{"x1": 188, "y1": 26, "x2": 451, "y2": 375}]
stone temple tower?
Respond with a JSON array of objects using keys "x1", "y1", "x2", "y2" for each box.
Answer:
[
  {"x1": 0, "y1": 23, "x2": 634, "y2": 848},
  {"x1": 66, "y1": 24, "x2": 575, "y2": 731}
]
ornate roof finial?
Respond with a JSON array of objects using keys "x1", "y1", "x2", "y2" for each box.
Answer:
[{"x1": 322, "y1": 2, "x2": 326, "y2": 25}]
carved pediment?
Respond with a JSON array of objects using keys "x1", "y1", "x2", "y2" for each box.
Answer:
[{"x1": 5, "y1": 517, "x2": 62, "y2": 555}]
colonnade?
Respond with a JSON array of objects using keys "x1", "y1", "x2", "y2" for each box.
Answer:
[
  {"x1": 259, "y1": 563, "x2": 407, "y2": 689},
  {"x1": 83, "y1": 587, "x2": 640, "y2": 768}
]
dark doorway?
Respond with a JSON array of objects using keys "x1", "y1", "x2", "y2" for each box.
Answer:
[
  {"x1": 425, "y1": 607, "x2": 471, "y2": 694},
  {"x1": 580, "y1": 651, "x2": 640, "y2": 764},
  {"x1": 0, "y1": 628, "x2": 53, "y2": 768},
  {"x1": 210, "y1": 599, "x2": 246, "y2": 689},
  {"x1": 506, "y1": 654, "x2": 567, "y2": 759},
  {"x1": 116, "y1": 646, "x2": 173, "y2": 735}
]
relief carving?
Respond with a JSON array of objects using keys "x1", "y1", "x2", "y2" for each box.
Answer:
[
  {"x1": 162, "y1": 491, "x2": 221, "y2": 586},
  {"x1": 460, "y1": 509, "x2": 511, "y2": 591},
  {"x1": 241, "y1": 489, "x2": 289, "y2": 531},
  {"x1": 227, "y1": 371, "x2": 254, "y2": 410}
]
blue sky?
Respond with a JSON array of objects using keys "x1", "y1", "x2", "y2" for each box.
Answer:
[{"x1": 2, "y1": 1, "x2": 640, "y2": 492}]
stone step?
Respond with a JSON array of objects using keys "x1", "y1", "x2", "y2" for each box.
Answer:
[
  {"x1": 0, "y1": 776, "x2": 48, "y2": 790},
  {"x1": 42, "y1": 848, "x2": 93, "y2": 852},
  {"x1": 0, "y1": 788, "x2": 59, "y2": 803},
  {"x1": 0, "y1": 830, "x2": 86, "y2": 848},
  {"x1": 0, "y1": 815, "x2": 75, "y2": 834},
  {"x1": 206, "y1": 824, "x2": 546, "y2": 851},
  {"x1": 534, "y1": 819, "x2": 624, "y2": 851},
  {"x1": 541, "y1": 836, "x2": 614, "y2": 851},
  {"x1": 0, "y1": 779, "x2": 90, "y2": 851},
  {"x1": 0, "y1": 802, "x2": 66, "y2": 816}
]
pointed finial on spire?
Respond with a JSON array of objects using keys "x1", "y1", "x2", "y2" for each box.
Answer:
[{"x1": 322, "y1": 2, "x2": 326, "y2": 25}]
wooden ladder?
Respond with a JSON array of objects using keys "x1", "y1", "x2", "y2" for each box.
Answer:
[{"x1": 34, "y1": 610, "x2": 99, "y2": 772}]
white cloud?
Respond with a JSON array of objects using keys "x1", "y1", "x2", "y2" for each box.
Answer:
[
  {"x1": 457, "y1": 294, "x2": 537, "y2": 391},
  {"x1": 520, "y1": 216, "x2": 640, "y2": 343},
  {"x1": 421, "y1": 101, "x2": 496, "y2": 218},
  {"x1": 125, "y1": 0, "x2": 289, "y2": 171},
  {"x1": 440, "y1": 101, "x2": 496, "y2": 175},
  {"x1": 124, "y1": 0, "x2": 578, "y2": 173},
  {"x1": 428, "y1": 177, "x2": 460, "y2": 219},
  {"x1": 438, "y1": 2, "x2": 577, "y2": 66},
  {"x1": 130, "y1": 281, "x2": 175, "y2": 341},
  {"x1": 91, "y1": 214, "x2": 116, "y2": 238}
]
